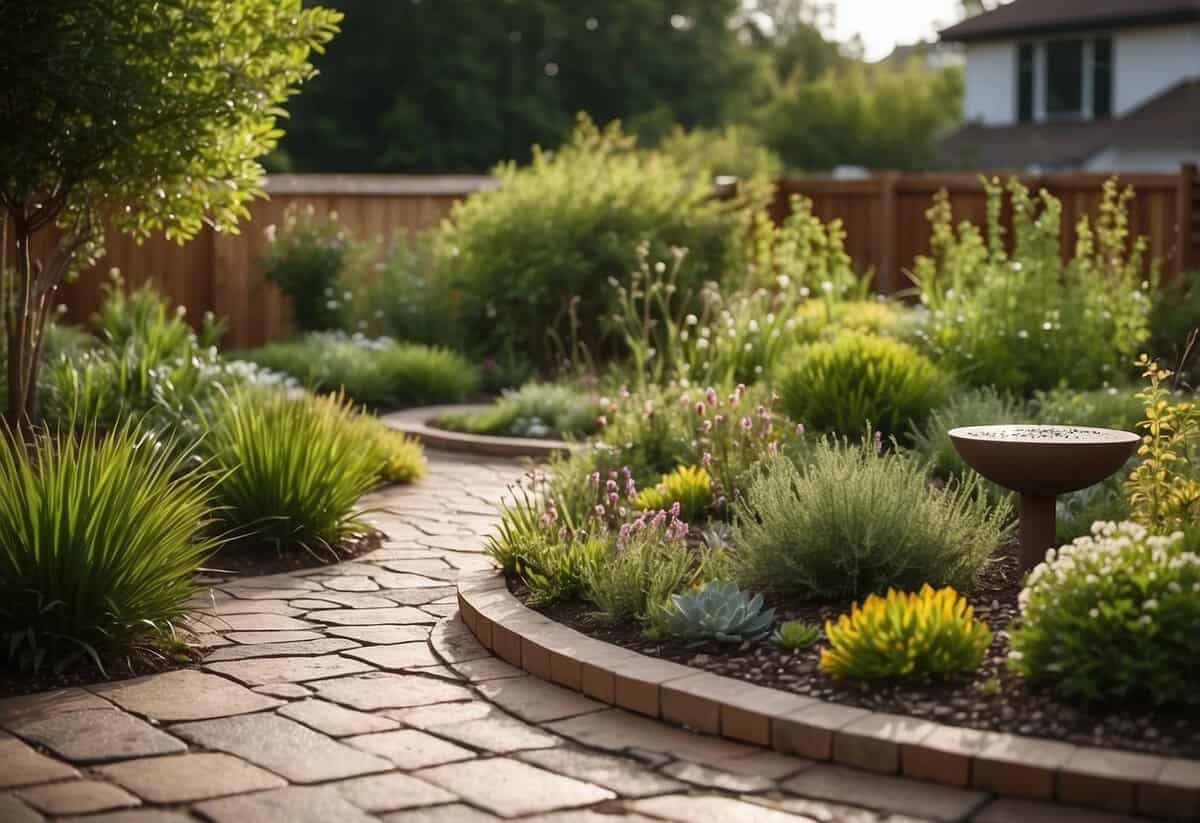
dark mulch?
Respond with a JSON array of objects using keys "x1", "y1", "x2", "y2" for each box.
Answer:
[
  {"x1": 200, "y1": 529, "x2": 382, "y2": 579},
  {"x1": 520, "y1": 544, "x2": 1200, "y2": 759}
]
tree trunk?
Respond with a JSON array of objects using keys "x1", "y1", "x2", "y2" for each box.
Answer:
[{"x1": 4, "y1": 212, "x2": 36, "y2": 436}]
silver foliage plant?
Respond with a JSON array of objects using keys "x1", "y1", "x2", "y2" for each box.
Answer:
[{"x1": 666, "y1": 581, "x2": 775, "y2": 643}]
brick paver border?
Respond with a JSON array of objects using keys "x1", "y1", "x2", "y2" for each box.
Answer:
[
  {"x1": 457, "y1": 569, "x2": 1199, "y2": 820},
  {"x1": 382, "y1": 405, "x2": 576, "y2": 459}
]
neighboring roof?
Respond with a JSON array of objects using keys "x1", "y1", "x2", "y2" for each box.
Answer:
[
  {"x1": 940, "y1": 0, "x2": 1200, "y2": 43},
  {"x1": 936, "y1": 79, "x2": 1200, "y2": 170}
]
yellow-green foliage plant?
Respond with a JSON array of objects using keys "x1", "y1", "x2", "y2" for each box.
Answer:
[
  {"x1": 1009, "y1": 522, "x2": 1200, "y2": 705},
  {"x1": 820, "y1": 585, "x2": 992, "y2": 681},
  {"x1": 1125, "y1": 354, "x2": 1200, "y2": 532},
  {"x1": 634, "y1": 465, "x2": 712, "y2": 523},
  {"x1": 345, "y1": 413, "x2": 426, "y2": 486}
]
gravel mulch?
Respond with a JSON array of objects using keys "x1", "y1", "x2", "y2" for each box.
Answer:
[{"x1": 520, "y1": 544, "x2": 1200, "y2": 759}]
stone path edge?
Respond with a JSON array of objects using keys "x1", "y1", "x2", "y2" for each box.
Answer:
[
  {"x1": 457, "y1": 568, "x2": 1199, "y2": 821},
  {"x1": 382, "y1": 405, "x2": 577, "y2": 459}
]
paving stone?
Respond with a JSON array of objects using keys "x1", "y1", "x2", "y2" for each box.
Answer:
[
  {"x1": 290, "y1": 592, "x2": 399, "y2": 610},
  {"x1": 10, "y1": 709, "x2": 184, "y2": 763},
  {"x1": 254, "y1": 683, "x2": 312, "y2": 699},
  {"x1": 278, "y1": 698, "x2": 401, "y2": 737},
  {"x1": 0, "y1": 688, "x2": 111, "y2": 728},
  {"x1": 225, "y1": 630, "x2": 325, "y2": 644},
  {"x1": 525, "y1": 812, "x2": 661, "y2": 823},
  {"x1": 194, "y1": 785, "x2": 377, "y2": 823},
  {"x1": 713, "y1": 749, "x2": 814, "y2": 781},
  {"x1": 547, "y1": 708, "x2": 757, "y2": 763},
  {"x1": 409, "y1": 663, "x2": 467, "y2": 681},
  {"x1": 204, "y1": 637, "x2": 359, "y2": 662},
  {"x1": 194, "y1": 598, "x2": 305, "y2": 617},
  {"x1": 324, "y1": 575, "x2": 382, "y2": 592},
  {"x1": 380, "y1": 803, "x2": 501, "y2": 823},
  {"x1": 17, "y1": 779, "x2": 139, "y2": 816},
  {"x1": 343, "y1": 642, "x2": 442, "y2": 669},
  {"x1": 202, "y1": 613, "x2": 316, "y2": 631},
  {"x1": 204, "y1": 653, "x2": 374, "y2": 686},
  {"x1": 171, "y1": 712, "x2": 391, "y2": 783},
  {"x1": 415, "y1": 757, "x2": 615, "y2": 818},
  {"x1": 310, "y1": 606, "x2": 437, "y2": 625},
  {"x1": 56, "y1": 811, "x2": 193, "y2": 823},
  {"x1": 0, "y1": 730, "x2": 80, "y2": 788},
  {"x1": 1057, "y1": 746, "x2": 1164, "y2": 813},
  {"x1": 423, "y1": 603, "x2": 459, "y2": 618},
  {"x1": 517, "y1": 747, "x2": 687, "y2": 798},
  {"x1": 96, "y1": 752, "x2": 286, "y2": 803},
  {"x1": 971, "y1": 797, "x2": 1145, "y2": 823},
  {"x1": 90, "y1": 670, "x2": 283, "y2": 722},
  {"x1": 782, "y1": 765, "x2": 988, "y2": 822},
  {"x1": 477, "y1": 676, "x2": 606, "y2": 723},
  {"x1": 379, "y1": 587, "x2": 460, "y2": 606},
  {"x1": 345, "y1": 728, "x2": 475, "y2": 768},
  {"x1": 386, "y1": 701, "x2": 497, "y2": 729},
  {"x1": 331, "y1": 772, "x2": 458, "y2": 813},
  {"x1": 453, "y1": 656, "x2": 527, "y2": 682},
  {"x1": 660, "y1": 760, "x2": 777, "y2": 792},
  {"x1": 427, "y1": 712, "x2": 562, "y2": 753},
  {"x1": 327, "y1": 625, "x2": 432, "y2": 644},
  {"x1": 313, "y1": 672, "x2": 473, "y2": 710},
  {"x1": 430, "y1": 621, "x2": 490, "y2": 664},
  {"x1": 630, "y1": 794, "x2": 821, "y2": 822},
  {"x1": 0, "y1": 794, "x2": 42, "y2": 823},
  {"x1": 751, "y1": 795, "x2": 884, "y2": 823}
]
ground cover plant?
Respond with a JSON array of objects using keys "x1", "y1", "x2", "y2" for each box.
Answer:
[
  {"x1": 436, "y1": 383, "x2": 602, "y2": 440},
  {"x1": 243, "y1": 332, "x2": 479, "y2": 409}
]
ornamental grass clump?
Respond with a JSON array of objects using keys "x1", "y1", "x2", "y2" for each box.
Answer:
[
  {"x1": 820, "y1": 585, "x2": 992, "y2": 681},
  {"x1": 1009, "y1": 522, "x2": 1200, "y2": 705},
  {"x1": 203, "y1": 388, "x2": 380, "y2": 554},
  {"x1": 733, "y1": 444, "x2": 1011, "y2": 599},
  {"x1": 0, "y1": 422, "x2": 219, "y2": 672},
  {"x1": 778, "y1": 332, "x2": 947, "y2": 439}
]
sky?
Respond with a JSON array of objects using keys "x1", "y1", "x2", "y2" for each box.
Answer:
[{"x1": 826, "y1": 0, "x2": 965, "y2": 61}]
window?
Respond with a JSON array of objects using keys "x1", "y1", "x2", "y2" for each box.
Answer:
[
  {"x1": 1045, "y1": 39, "x2": 1084, "y2": 116},
  {"x1": 1017, "y1": 43, "x2": 1035, "y2": 123},
  {"x1": 1093, "y1": 37, "x2": 1113, "y2": 118}
]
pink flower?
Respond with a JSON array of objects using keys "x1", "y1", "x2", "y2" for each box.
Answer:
[
  {"x1": 740, "y1": 416, "x2": 752, "y2": 432},
  {"x1": 768, "y1": 441, "x2": 779, "y2": 456},
  {"x1": 695, "y1": 402, "x2": 706, "y2": 417},
  {"x1": 705, "y1": 387, "x2": 718, "y2": 406},
  {"x1": 702, "y1": 452, "x2": 713, "y2": 467},
  {"x1": 589, "y1": 472, "x2": 601, "y2": 487},
  {"x1": 796, "y1": 423, "x2": 806, "y2": 436},
  {"x1": 874, "y1": 430, "x2": 884, "y2": 453},
  {"x1": 596, "y1": 415, "x2": 607, "y2": 428}
]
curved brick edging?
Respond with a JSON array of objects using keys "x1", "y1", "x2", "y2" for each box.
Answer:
[
  {"x1": 381, "y1": 405, "x2": 577, "y2": 459},
  {"x1": 457, "y1": 570, "x2": 1198, "y2": 821}
]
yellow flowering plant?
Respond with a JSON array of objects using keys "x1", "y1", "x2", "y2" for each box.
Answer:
[{"x1": 819, "y1": 585, "x2": 992, "y2": 681}]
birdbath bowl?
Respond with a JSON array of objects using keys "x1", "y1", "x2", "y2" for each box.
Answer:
[{"x1": 949, "y1": 424, "x2": 1139, "y2": 572}]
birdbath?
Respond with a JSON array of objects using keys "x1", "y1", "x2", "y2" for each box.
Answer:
[{"x1": 949, "y1": 424, "x2": 1139, "y2": 572}]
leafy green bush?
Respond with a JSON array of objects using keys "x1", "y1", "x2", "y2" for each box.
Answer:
[
  {"x1": 346, "y1": 414, "x2": 425, "y2": 486},
  {"x1": 437, "y1": 383, "x2": 601, "y2": 439},
  {"x1": 778, "y1": 333, "x2": 947, "y2": 438},
  {"x1": 243, "y1": 333, "x2": 479, "y2": 409},
  {"x1": 0, "y1": 422, "x2": 218, "y2": 671},
  {"x1": 202, "y1": 389, "x2": 380, "y2": 553},
  {"x1": 666, "y1": 581, "x2": 774, "y2": 643},
  {"x1": 911, "y1": 178, "x2": 1153, "y2": 394},
  {"x1": 1010, "y1": 522, "x2": 1200, "y2": 705},
  {"x1": 733, "y1": 445, "x2": 1011, "y2": 599},
  {"x1": 437, "y1": 115, "x2": 765, "y2": 366},
  {"x1": 366, "y1": 231, "x2": 464, "y2": 349},
  {"x1": 657, "y1": 124, "x2": 781, "y2": 183},
  {"x1": 796, "y1": 298, "x2": 906, "y2": 343},
  {"x1": 1034, "y1": 386, "x2": 1144, "y2": 432},
  {"x1": 261, "y1": 205, "x2": 355, "y2": 332},
  {"x1": 909, "y1": 387, "x2": 1032, "y2": 479},
  {"x1": 634, "y1": 465, "x2": 712, "y2": 523},
  {"x1": 820, "y1": 585, "x2": 992, "y2": 681}
]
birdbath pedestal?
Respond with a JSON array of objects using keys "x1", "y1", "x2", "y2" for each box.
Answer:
[{"x1": 948, "y1": 425, "x2": 1139, "y2": 572}]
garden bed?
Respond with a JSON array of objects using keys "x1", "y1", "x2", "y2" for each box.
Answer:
[
  {"x1": 383, "y1": 404, "x2": 577, "y2": 458},
  {"x1": 513, "y1": 547, "x2": 1200, "y2": 760}
]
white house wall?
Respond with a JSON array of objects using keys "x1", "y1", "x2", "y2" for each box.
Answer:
[
  {"x1": 963, "y1": 41, "x2": 1015, "y2": 124},
  {"x1": 1114, "y1": 23, "x2": 1200, "y2": 115}
]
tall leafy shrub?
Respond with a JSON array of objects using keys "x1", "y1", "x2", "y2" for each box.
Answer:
[{"x1": 437, "y1": 115, "x2": 766, "y2": 366}]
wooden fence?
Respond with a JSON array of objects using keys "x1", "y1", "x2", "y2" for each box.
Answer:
[{"x1": 48, "y1": 166, "x2": 1198, "y2": 348}]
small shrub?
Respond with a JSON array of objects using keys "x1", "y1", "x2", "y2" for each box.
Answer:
[
  {"x1": 796, "y1": 298, "x2": 905, "y2": 343},
  {"x1": 0, "y1": 422, "x2": 219, "y2": 671},
  {"x1": 345, "y1": 414, "x2": 425, "y2": 486},
  {"x1": 513, "y1": 534, "x2": 608, "y2": 607},
  {"x1": 733, "y1": 445, "x2": 1012, "y2": 599},
  {"x1": 583, "y1": 529, "x2": 699, "y2": 628},
  {"x1": 666, "y1": 581, "x2": 775, "y2": 643},
  {"x1": 1009, "y1": 522, "x2": 1200, "y2": 705},
  {"x1": 261, "y1": 205, "x2": 355, "y2": 332},
  {"x1": 778, "y1": 333, "x2": 948, "y2": 438},
  {"x1": 202, "y1": 389, "x2": 380, "y2": 553},
  {"x1": 657, "y1": 124, "x2": 781, "y2": 183},
  {"x1": 1056, "y1": 477, "x2": 1130, "y2": 543},
  {"x1": 820, "y1": 585, "x2": 992, "y2": 681},
  {"x1": 366, "y1": 231, "x2": 464, "y2": 348},
  {"x1": 634, "y1": 465, "x2": 712, "y2": 523},
  {"x1": 243, "y1": 333, "x2": 479, "y2": 409},
  {"x1": 909, "y1": 387, "x2": 1032, "y2": 479},
  {"x1": 773, "y1": 620, "x2": 821, "y2": 651},
  {"x1": 1034, "y1": 386, "x2": 1143, "y2": 432}
]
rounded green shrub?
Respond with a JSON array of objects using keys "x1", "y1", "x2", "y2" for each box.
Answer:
[
  {"x1": 1009, "y1": 522, "x2": 1200, "y2": 705},
  {"x1": 0, "y1": 422, "x2": 218, "y2": 670},
  {"x1": 733, "y1": 445, "x2": 1012, "y2": 599},
  {"x1": 778, "y1": 333, "x2": 948, "y2": 438}
]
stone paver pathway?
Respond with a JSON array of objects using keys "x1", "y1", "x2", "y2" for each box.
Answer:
[{"x1": 0, "y1": 452, "x2": 1156, "y2": 822}]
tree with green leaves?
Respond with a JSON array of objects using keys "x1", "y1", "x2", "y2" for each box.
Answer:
[{"x1": 0, "y1": 0, "x2": 340, "y2": 427}]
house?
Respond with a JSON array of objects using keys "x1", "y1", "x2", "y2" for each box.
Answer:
[{"x1": 937, "y1": 0, "x2": 1200, "y2": 171}]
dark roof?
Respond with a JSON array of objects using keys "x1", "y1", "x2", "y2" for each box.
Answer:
[
  {"x1": 936, "y1": 79, "x2": 1200, "y2": 170},
  {"x1": 940, "y1": 0, "x2": 1200, "y2": 42}
]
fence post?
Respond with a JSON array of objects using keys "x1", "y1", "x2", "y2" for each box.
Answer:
[
  {"x1": 878, "y1": 171, "x2": 901, "y2": 294},
  {"x1": 1177, "y1": 163, "x2": 1197, "y2": 279}
]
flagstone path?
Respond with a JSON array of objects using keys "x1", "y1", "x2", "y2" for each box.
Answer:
[{"x1": 0, "y1": 452, "x2": 1155, "y2": 822}]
